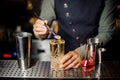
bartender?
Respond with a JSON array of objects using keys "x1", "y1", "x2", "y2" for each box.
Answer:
[{"x1": 33, "y1": 0, "x2": 116, "y2": 70}]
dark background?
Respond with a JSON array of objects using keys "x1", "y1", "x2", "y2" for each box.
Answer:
[{"x1": 0, "y1": 0, "x2": 42, "y2": 32}]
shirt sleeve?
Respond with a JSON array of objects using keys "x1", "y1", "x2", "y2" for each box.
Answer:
[
  {"x1": 76, "y1": 0, "x2": 116, "y2": 58},
  {"x1": 95, "y1": 0, "x2": 116, "y2": 46},
  {"x1": 40, "y1": 0, "x2": 56, "y2": 24},
  {"x1": 39, "y1": 0, "x2": 56, "y2": 38}
]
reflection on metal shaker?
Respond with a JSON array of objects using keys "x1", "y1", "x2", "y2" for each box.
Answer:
[
  {"x1": 80, "y1": 38, "x2": 105, "y2": 72},
  {"x1": 87, "y1": 38, "x2": 103, "y2": 63},
  {"x1": 87, "y1": 38, "x2": 106, "y2": 64},
  {"x1": 15, "y1": 32, "x2": 32, "y2": 70}
]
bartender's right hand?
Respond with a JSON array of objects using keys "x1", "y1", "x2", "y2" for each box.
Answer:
[{"x1": 33, "y1": 19, "x2": 49, "y2": 39}]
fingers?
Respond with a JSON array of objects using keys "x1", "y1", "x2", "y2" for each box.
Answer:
[
  {"x1": 60, "y1": 53, "x2": 75, "y2": 68},
  {"x1": 61, "y1": 56, "x2": 80, "y2": 70},
  {"x1": 60, "y1": 52, "x2": 73, "y2": 64},
  {"x1": 60, "y1": 50, "x2": 82, "y2": 70},
  {"x1": 44, "y1": 20, "x2": 48, "y2": 24},
  {"x1": 33, "y1": 19, "x2": 49, "y2": 38},
  {"x1": 35, "y1": 19, "x2": 48, "y2": 25},
  {"x1": 72, "y1": 62, "x2": 81, "y2": 68},
  {"x1": 33, "y1": 23, "x2": 47, "y2": 34}
]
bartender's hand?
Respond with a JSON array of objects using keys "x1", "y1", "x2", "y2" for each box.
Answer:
[
  {"x1": 33, "y1": 19, "x2": 49, "y2": 39},
  {"x1": 60, "y1": 50, "x2": 82, "y2": 70}
]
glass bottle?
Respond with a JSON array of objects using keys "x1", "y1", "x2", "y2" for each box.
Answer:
[{"x1": 80, "y1": 38, "x2": 96, "y2": 72}]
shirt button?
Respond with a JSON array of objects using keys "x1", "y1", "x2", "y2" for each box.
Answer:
[
  {"x1": 80, "y1": 44, "x2": 83, "y2": 46},
  {"x1": 66, "y1": 12, "x2": 70, "y2": 17},
  {"x1": 72, "y1": 29, "x2": 76, "y2": 32},
  {"x1": 69, "y1": 22, "x2": 72, "y2": 25},
  {"x1": 76, "y1": 36, "x2": 80, "y2": 40},
  {"x1": 64, "y1": 3, "x2": 68, "y2": 8}
]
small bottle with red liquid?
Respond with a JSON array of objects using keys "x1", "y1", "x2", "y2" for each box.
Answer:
[{"x1": 80, "y1": 38, "x2": 96, "y2": 72}]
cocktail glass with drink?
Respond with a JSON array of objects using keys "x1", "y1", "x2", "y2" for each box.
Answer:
[{"x1": 50, "y1": 39, "x2": 65, "y2": 70}]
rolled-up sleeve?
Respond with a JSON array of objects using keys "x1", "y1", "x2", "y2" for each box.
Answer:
[
  {"x1": 40, "y1": 0, "x2": 56, "y2": 24},
  {"x1": 95, "y1": 0, "x2": 116, "y2": 46},
  {"x1": 76, "y1": 0, "x2": 116, "y2": 58}
]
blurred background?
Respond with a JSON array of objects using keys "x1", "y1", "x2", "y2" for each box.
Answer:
[{"x1": 0, "y1": 0, "x2": 120, "y2": 61}]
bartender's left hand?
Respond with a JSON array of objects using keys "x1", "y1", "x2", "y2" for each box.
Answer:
[{"x1": 60, "y1": 50, "x2": 82, "y2": 70}]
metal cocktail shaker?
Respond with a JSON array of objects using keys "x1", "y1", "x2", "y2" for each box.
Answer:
[
  {"x1": 80, "y1": 38, "x2": 102, "y2": 72},
  {"x1": 87, "y1": 38, "x2": 102, "y2": 64},
  {"x1": 15, "y1": 32, "x2": 32, "y2": 70}
]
